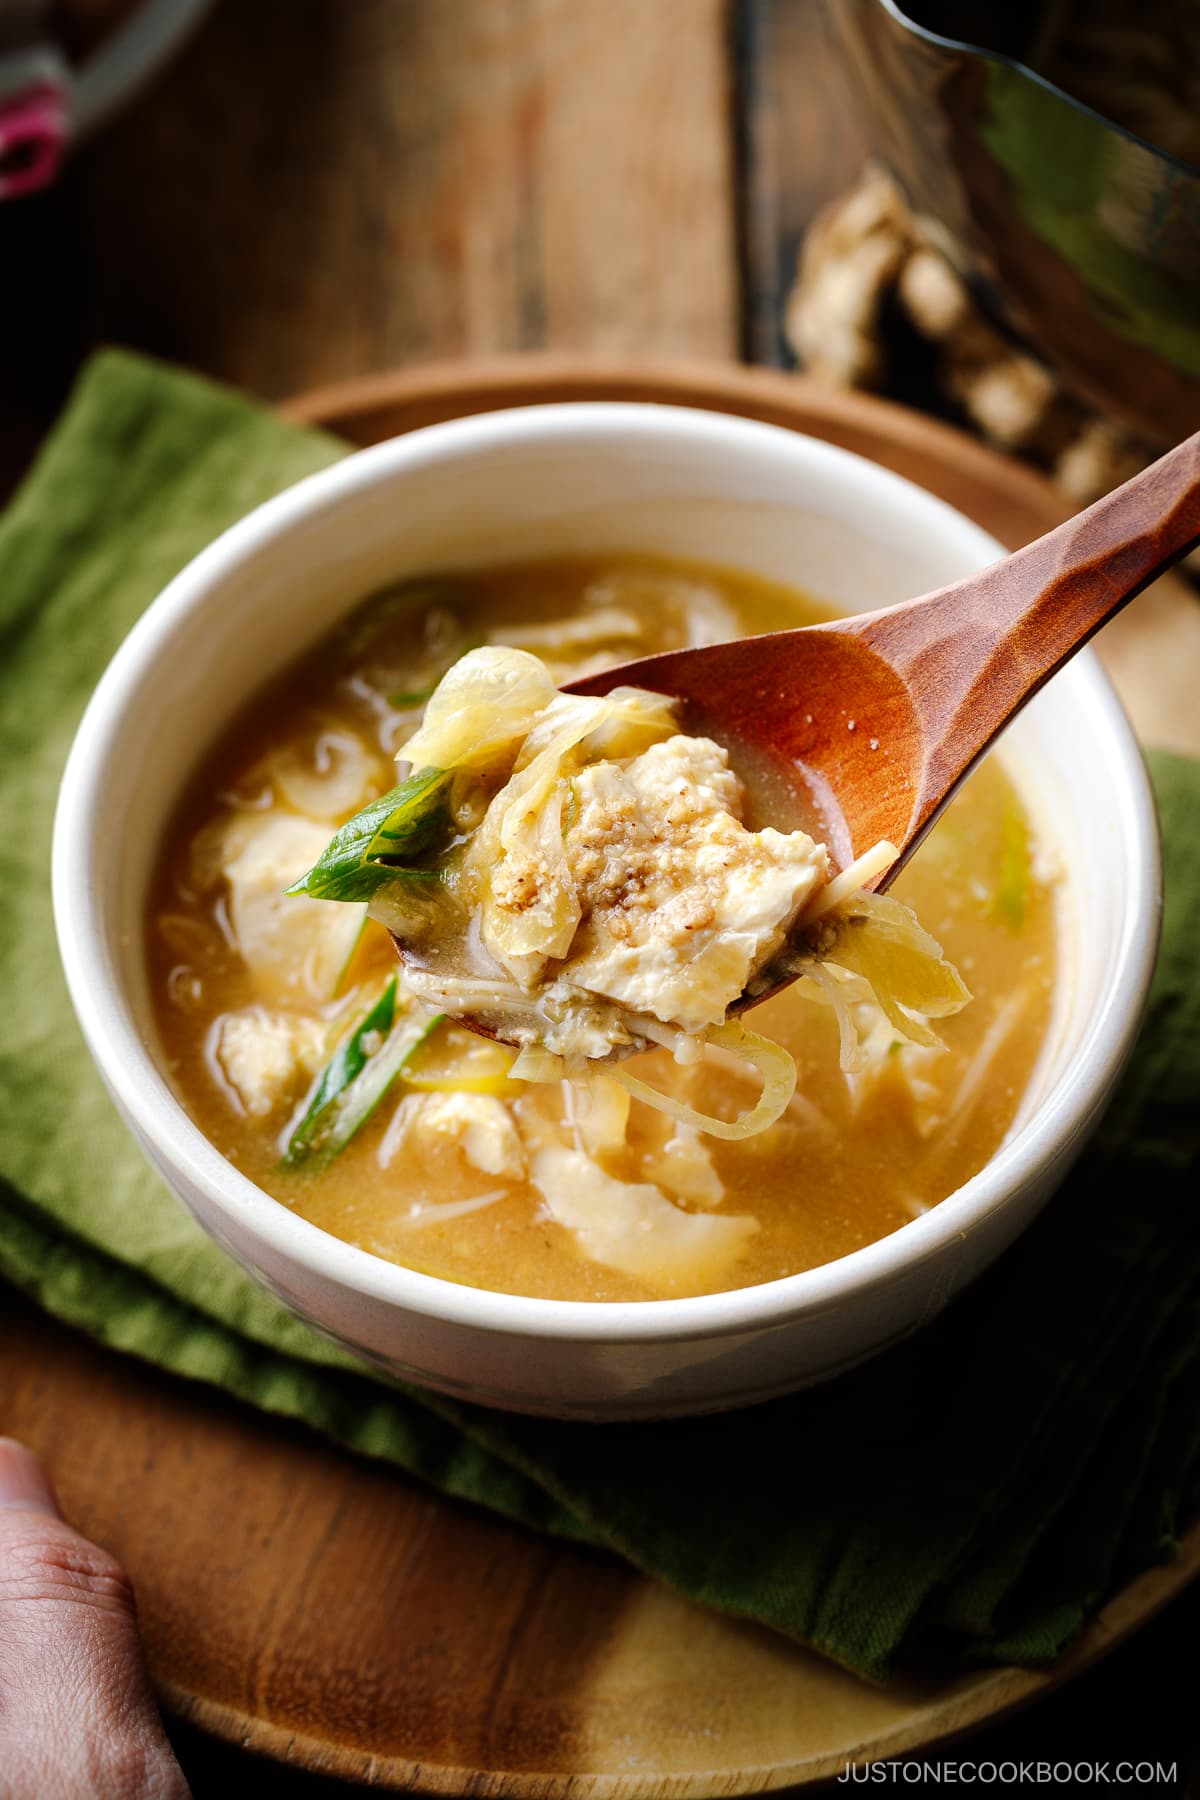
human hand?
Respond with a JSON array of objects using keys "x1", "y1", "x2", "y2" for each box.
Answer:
[{"x1": 0, "y1": 1438, "x2": 189, "y2": 1798}]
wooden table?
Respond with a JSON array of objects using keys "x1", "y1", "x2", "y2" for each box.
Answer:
[
  {"x1": 1, "y1": 1, "x2": 1195, "y2": 1790},
  {"x1": 1, "y1": 0, "x2": 856, "y2": 479}
]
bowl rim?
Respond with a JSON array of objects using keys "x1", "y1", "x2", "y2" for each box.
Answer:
[{"x1": 53, "y1": 401, "x2": 1162, "y2": 1346}]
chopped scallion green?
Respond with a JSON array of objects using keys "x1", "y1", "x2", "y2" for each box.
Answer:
[
  {"x1": 330, "y1": 906, "x2": 370, "y2": 996},
  {"x1": 283, "y1": 976, "x2": 439, "y2": 1168},
  {"x1": 285, "y1": 767, "x2": 452, "y2": 903},
  {"x1": 388, "y1": 683, "x2": 439, "y2": 709},
  {"x1": 388, "y1": 640, "x2": 485, "y2": 711},
  {"x1": 344, "y1": 579, "x2": 467, "y2": 658},
  {"x1": 994, "y1": 798, "x2": 1032, "y2": 931}
]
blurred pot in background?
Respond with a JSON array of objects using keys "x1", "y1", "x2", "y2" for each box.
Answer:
[
  {"x1": 827, "y1": 0, "x2": 1200, "y2": 444},
  {"x1": 0, "y1": 0, "x2": 211, "y2": 198}
]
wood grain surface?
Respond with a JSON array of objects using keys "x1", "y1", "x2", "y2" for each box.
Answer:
[
  {"x1": 0, "y1": 1, "x2": 859, "y2": 486},
  {"x1": 5, "y1": 1283, "x2": 1195, "y2": 1796},
  {"x1": 3, "y1": 358, "x2": 1196, "y2": 1795},
  {"x1": 76, "y1": 0, "x2": 738, "y2": 389}
]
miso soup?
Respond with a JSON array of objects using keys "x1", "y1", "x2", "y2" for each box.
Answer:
[{"x1": 147, "y1": 557, "x2": 1060, "y2": 1302}]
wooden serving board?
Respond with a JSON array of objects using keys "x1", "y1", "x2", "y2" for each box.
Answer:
[{"x1": 6, "y1": 359, "x2": 1197, "y2": 1793}]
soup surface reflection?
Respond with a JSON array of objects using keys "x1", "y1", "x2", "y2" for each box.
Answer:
[{"x1": 147, "y1": 557, "x2": 1059, "y2": 1301}]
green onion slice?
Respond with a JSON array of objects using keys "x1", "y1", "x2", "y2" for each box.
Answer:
[
  {"x1": 388, "y1": 683, "x2": 439, "y2": 709},
  {"x1": 283, "y1": 977, "x2": 439, "y2": 1168},
  {"x1": 285, "y1": 767, "x2": 452, "y2": 903},
  {"x1": 388, "y1": 640, "x2": 485, "y2": 711},
  {"x1": 994, "y1": 796, "x2": 1032, "y2": 931},
  {"x1": 344, "y1": 578, "x2": 467, "y2": 658}
]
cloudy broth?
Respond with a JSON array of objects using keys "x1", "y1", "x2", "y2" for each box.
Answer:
[{"x1": 147, "y1": 557, "x2": 1058, "y2": 1302}]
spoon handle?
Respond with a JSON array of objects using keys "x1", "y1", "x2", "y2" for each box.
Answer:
[{"x1": 858, "y1": 431, "x2": 1200, "y2": 835}]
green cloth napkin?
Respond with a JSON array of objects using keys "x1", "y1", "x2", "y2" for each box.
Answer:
[{"x1": 1, "y1": 350, "x2": 1196, "y2": 1683}]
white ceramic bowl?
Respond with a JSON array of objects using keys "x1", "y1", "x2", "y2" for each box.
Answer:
[{"x1": 53, "y1": 404, "x2": 1160, "y2": 1420}]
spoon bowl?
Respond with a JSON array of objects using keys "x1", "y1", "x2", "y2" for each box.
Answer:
[{"x1": 568, "y1": 622, "x2": 918, "y2": 869}]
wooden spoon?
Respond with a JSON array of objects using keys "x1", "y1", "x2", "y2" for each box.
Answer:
[
  {"x1": 401, "y1": 432, "x2": 1200, "y2": 1039},
  {"x1": 570, "y1": 432, "x2": 1200, "y2": 876}
]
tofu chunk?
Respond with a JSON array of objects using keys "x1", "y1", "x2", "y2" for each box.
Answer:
[
  {"x1": 558, "y1": 736, "x2": 829, "y2": 1031},
  {"x1": 223, "y1": 811, "x2": 366, "y2": 1003},
  {"x1": 215, "y1": 1007, "x2": 326, "y2": 1117},
  {"x1": 379, "y1": 1091, "x2": 526, "y2": 1180},
  {"x1": 656, "y1": 1124, "x2": 724, "y2": 1208}
]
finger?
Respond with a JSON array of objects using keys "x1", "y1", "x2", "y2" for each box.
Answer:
[
  {"x1": 0, "y1": 1441, "x2": 59, "y2": 1517},
  {"x1": 0, "y1": 1439, "x2": 190, "y2": 1799}
]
